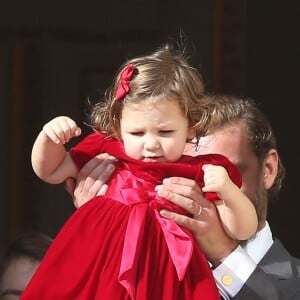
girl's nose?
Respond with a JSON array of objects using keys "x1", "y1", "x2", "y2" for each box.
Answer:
[{"x1": 144, "y1": 135, "x2": 160, "y2": 150}]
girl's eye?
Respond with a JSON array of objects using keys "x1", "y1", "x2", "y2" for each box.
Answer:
[
  {"x1": 160, "y1": 130, "x2": 174, "y2": 135},
  {"x1": 130, "y1": 132, "x2": 144, "y2": 136}
]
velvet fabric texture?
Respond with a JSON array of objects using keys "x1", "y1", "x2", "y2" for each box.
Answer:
[{"x1": 21, "y1": 133, "x2": 241, "y2": 299}]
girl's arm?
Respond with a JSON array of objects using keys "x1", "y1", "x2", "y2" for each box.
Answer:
[
  {"x1": 31, "y1": 116, "x2": 81, "y2": 184},
  {"x1": 202, "y1": 164, "x2": 258, "y2": 240}
]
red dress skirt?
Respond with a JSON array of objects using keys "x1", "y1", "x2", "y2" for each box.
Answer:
[{"x1": 21, "y1": 133, "x2": 241, "y2": 300}]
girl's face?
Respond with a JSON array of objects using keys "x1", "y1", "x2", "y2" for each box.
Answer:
[{"x1": 120, "y1": 98, "x2": 195, "y2": 162}]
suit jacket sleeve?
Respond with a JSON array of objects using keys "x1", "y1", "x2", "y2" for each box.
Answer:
[
  {"x1": 233, "y1": 239, "x2": 300, "y2": 300},
  {"x1": 233, "y1": 267, "x2": 284, "y2": 299}
]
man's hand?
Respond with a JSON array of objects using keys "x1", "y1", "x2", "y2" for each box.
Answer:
[
  {"x1": 65, "y1": 153, "x2": 117, "y2": 208},
  {"x1": 156, "y1": 177, "x2": 238, "y2": 267}
]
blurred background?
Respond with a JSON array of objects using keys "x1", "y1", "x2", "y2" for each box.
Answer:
[{"x1": 0, "y1": 0, "x2": 299, "y2": 256}]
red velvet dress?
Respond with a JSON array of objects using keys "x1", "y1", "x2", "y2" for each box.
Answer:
[{"x1": 21, "y1": 133, "x2": 241, "y2": 300}]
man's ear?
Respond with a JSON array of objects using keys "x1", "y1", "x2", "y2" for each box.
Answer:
[{"x1": 263, "y1": 149, "x2": 278, "y2": 189}]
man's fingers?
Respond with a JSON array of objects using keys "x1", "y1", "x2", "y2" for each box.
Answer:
[
  {"x1": 156, "y1": 183, "x2": 206, "y2": 216},
  {"x1": 77, "y1": 156, "x2": 116, "y2": 190},
  {"x1": 73, "y1": 155, "x2": 117, "y2": 208},
  {"x1": 97, "y1": 184, "x2": 108, "y2": 196},
  {"x1": 160, "y1": 209, "x2": 199, "y2": 232},
  {"x1": 93, "y1": 162, "x2": 115, "y2": 183},
  {"x1": 78, "y1": 154, "x2": 115, "y2": 178},
  {"x1": 162, "y1": 177, "x2": 201, "y2": 190}
]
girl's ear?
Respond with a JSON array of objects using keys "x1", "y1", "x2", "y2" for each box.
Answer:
[
  {"x1": 263, "y1": 149, "x2": 278, "y2": 189},
  {"x1": 187, "y1": 126, "x2": 196, "y2": 140}
]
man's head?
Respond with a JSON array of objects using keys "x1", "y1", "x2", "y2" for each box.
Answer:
[
  {"x1": 0, "y1": 232, "x2": 52, "y2": 299},
  {"x1": 186, "y1": 95, "x2": 285, "y2": 229}
]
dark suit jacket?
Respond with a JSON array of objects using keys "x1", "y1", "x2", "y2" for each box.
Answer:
[{"x1": 234, "y1": 238, "x2": 300, "y2": 299}]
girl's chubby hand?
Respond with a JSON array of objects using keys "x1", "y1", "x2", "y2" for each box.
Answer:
[
  {"x1": 42, "y1": 116, "x2": 81, "y2": 144},
  {"x1": 202, "y1": 164, "x2": 230, "y2": 193}
]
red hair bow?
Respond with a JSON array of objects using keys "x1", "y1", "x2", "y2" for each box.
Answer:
[{"x1": 114, "y1": 64, "x2": 135, "y2": 100}]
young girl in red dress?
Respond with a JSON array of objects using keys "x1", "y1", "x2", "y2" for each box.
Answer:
[{"x1": 21, "y1": 43, "x2": 257, "y2": 300}]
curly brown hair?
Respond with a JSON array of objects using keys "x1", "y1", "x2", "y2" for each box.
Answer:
[{"x1": 88, "y1": 42, "x2": 212, "y2": 141}]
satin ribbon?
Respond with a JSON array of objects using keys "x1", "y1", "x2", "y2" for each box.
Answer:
[
  {"x1": 117, "y1": 177, "x2": 193, "y2": 299},
  {"x1": 114, "y1": 64, "x2": 135, "y2": 100}
]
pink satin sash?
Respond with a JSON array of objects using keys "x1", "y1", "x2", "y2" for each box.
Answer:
[{"x1": 117, "y1": 175, "x2": 193, "y2": 298}]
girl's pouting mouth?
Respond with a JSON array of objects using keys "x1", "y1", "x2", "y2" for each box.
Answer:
[{"x1": 142, "y1": 156, "x2": 165, "y2": 163}]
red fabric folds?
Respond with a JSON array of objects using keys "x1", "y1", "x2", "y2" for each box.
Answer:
[{"x1": 20, "y1": 132, "x2": 239, "y2": 299}]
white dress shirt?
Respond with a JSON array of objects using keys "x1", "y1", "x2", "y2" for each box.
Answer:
[{"x1": 213, "y1": 222, "x2": 274, "y2": 299}]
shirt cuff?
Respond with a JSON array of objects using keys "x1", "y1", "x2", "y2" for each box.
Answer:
[{"x1": 212, "y1": 245, "x2": 257, "y2": 298}]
